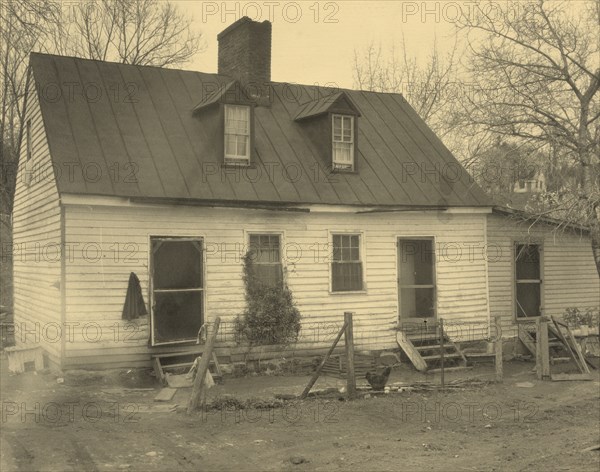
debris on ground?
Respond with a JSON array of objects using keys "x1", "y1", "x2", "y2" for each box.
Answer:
[{"x1": 515, "y1": 382, "x2": 535, "y2": 388}]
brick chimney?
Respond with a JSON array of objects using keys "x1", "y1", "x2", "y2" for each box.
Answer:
[{"x1": 217, "y1": 17, "x2": 272, "y2": 105}]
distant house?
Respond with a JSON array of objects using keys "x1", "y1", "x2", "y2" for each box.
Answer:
[{"x1": 12, "y1": 17, "x2": 598, "y2": 370}]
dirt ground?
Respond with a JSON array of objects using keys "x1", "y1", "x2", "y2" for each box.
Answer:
[{"x1": 1, "y1": 355, "x2": 599, "y2": 472}]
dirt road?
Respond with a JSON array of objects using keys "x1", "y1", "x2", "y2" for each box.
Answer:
[{"x1": 1, "y1": 359, "x2": 599, "y2": 471}]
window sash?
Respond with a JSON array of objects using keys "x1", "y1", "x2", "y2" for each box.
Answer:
[
  {"x1": 331, "y1": 234, "x2": 363, "y2": 291},
  {"x1": 248, "y1": 234, "x2": 283, "y2": 287},
  {"x1": 225, "y1": 105, "x2": 250, "y2": 160},
  {"x1": 332, "y1": 114, "x2": 354, "y2": 168}
]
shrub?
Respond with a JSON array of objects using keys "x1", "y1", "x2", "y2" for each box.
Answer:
[
  {"x1": 234, "y1": 252, "x2": 301, "y2": 346},
  {"x1": 562, "y1": 307, "x2": 600, "y2": 327}
]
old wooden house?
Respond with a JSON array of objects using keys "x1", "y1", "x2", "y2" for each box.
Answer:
[{"x1": 12, "y1": 18, "x2": 598, "y2": 370}]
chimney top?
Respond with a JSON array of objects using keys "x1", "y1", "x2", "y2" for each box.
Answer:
[{"x1": 217, "y1": 17, "x2": 272, "y2": 105}]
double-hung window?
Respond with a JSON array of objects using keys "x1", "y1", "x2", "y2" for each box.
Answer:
[
  {"x1": 224, "y1": 105, "x2": 250, "y2": 163},
  {"x1": 515, "y1": 243, "x2": 542, "y2": 318},
  {"x1": 332, "y1": 114, "x2": 354, "y2": 170},
  {"x1": 331, "y1": 234, "x2": 363, "y2": 291},
  {"x1": 248, "y1": 234, "x2": 283, "y2": 287}
]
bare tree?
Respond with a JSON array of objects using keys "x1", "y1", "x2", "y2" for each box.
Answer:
[
  {"x1": 55, "y1": 0, "x2": 203, "y2": 67},
  {"x1": 0, "y1": 1, "x2": 61, "y2": 214},
  {"x1": 458, "y1": 0, "x2": 600, "y2": 275},
  {"x1": 1, "y1": 0, "x2": 204, "y2": 214},
  {"x1": 353, "y1": 37, "x2": 462, "y2": 142}
]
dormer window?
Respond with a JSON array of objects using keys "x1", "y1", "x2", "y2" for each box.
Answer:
[
  {"x1": 224, "y1": 104, "x2": 250, "y2": 164},
  {"x1": 332, "y1": 114, "x2": 354, "y2": 170}
]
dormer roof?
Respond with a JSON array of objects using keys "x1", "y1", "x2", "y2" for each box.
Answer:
[{"x1": 294, "y1": 91, "x2": 362, "y2": 121}]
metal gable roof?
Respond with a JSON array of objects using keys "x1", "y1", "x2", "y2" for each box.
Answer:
[{"x1": 30, "y1": 53, "x2": 491, "y2": 208}]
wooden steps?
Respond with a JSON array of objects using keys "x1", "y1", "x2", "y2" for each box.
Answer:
[
  {"x1": 518, "y1": 317, "x2": 595, "y2": 382},
  {"x1": 395, "y1": 322, "x2": 468, "y2": 372},
  {"x1": 151, "y1": 347, "x2": 222, "y2": 386}
]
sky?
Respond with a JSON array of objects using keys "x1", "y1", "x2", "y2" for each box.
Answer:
[{"x1": 176, "y1": 0, "x2": 462, "y2": 88}]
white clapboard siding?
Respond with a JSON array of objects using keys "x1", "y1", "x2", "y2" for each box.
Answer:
[
  {"x1": 487, "y1": 213, "x2": 599, "y2": 339},
  {"x1": 12, "y1": 79, "x2": 62, "y2": 365},
  {"x1": 61, "y1": 204, "x2": 490, "y2": 368}
]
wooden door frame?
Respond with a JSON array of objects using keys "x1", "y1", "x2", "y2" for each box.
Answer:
[
  {"x1": 148, "y1": 235, "x2": 206, "y2": 346},
  {"x1": 396, "y1": 236, "x2": 438, "y2": 330}
]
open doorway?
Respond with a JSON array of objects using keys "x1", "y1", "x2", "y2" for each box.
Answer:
[
  {"x1": 150, "y1": 237, "x2": 204, "y2": 345},
  {"x1": 397, "y1": 238, "x2": 437, "y2": 332}
]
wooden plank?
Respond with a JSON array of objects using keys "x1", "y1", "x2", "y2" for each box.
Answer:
[
  {"x1": 344, "y1": 312, "x2": 356, "y2": 399},
  {"x1": 396, "y1": 330, "x2": 428, "y2": 372},
  {"x1": 550, "y1": 373, "x2": 592, "y2": 382},
  {"x1": 550, "y1": 317, "x2": 584, "y2": 372},
  {"x1": 152, "y1": 357, "x2": 166, "y2": 386},
  {"x1": 187, "y1": 317, "x2": 220, "y2": 414},
  {"x1": 518, "y1": 324, "x2": 537, "y2": 356},
  {"x1": 300, "y1": 321, "x2": 348, "y2": 399},
  {"x1": 564, "y1": 325, "x2": 591, "y2": 374},
  {"x1": 154, "y1": 388, "x2": 177, "y2": 402}
]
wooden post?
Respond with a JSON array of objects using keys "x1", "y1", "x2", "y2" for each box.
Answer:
[
  {"x1": 535, "y1": 317, "x2": 550, "y2": 380},
  {"x1": 494, "y1": 315, "x2": 503, "y2": 382},
  {"x1": 535, "y1": 318, "x2": 543, "y2": 380},
  {"x1": 187, "y1": 317, "x2": 220, "y2": 414},
  {"x1": 539, "y1": 318, "x2": 550, "y2": 379},
  {"x1": 344, "y1": 312, "x2": 356, "y2": 399},
  {"x1": 439, "y1": 318, "x2": 445, "y2": 391},
  {"x1": 300, "y1": 320, "x2": 348, "y2": 399}
]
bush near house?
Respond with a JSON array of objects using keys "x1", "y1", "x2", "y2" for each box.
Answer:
[
  {"x1": 234, "y1": 252, "x2": 301, "y2": 346},
  {"x1": 562, "y1": 307, "x2": 600, "y2": 328}
]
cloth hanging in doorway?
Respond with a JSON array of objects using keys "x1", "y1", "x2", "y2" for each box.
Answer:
[{"x1": 122, "y1": 272, "x2": 148, "y2": 320}]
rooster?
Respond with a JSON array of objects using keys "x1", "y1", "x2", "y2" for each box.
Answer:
[{"x1": 365, "y1": 366, "x2": 392, "y2": 391}]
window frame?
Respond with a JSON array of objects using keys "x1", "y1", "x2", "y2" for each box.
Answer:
[
  {"x1": 396, "y1": 236, "x2": 438, "y2": 322},
  {"x1": 246, "y1": 231, "x2": 285, "y2": 288},
  {"x1": 513, "y1": 241, "x2": 544, "y2": 320},
  {"x1": 329, "y1": 231, "x2": 365, "y2": 294},
  {"x1": 331, "y1": 113, "x2": 355, "y2": 171},
  {"x1": 224, "y1": 104, "x2": 252, "y2": 165},
  {"x1": 148, "y1": 235, "x2": 206, "y2": 346}
]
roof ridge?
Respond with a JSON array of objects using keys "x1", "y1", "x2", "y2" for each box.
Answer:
[{"x1": 30, "y1": 52, "x2": 407, "y2": 98}]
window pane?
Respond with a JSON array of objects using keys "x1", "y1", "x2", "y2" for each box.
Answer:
[
  {"x1": 248, "y1": 234, "x2": 282, "y2": 287},
  {"x1": 251, "y1": 264, "x2": 283, "y2": 287},
  {"x1": 153, "y1": 291, "x2": 203, "y2": 343},
  {"x1": 516, "y1": 283, "x2": 541, "y2": 317},
  {"x1": 226, "y1": 106, "x2": 249, "y2": 135},
  {"x1": 332, "y1": 262, "x2": 363, "y2": 291},
  {"x1": 333, "y1": 116, "x2": 342, "y2": 139},
  {"x1": 400, "y1": 287, "x2": 435, "y2": 318},
  {"x1": 153, "y1": 240, "x2": 202, "y2": 289},
  {"x1": 516, "y1": 244, "x2": 540, "y2": 279},
  {"x1": 225, "y1": 135, "x2": 237, "y2": 156},
  {"x1": 237, "y1": 135, "x2": 248, "y2": 156},
  {"x1": 333, "y1": 143, "x2": 352, "y2": 163},
  {"x1": 332, "y1": 234, "x2": 360, "y2": 262}
]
